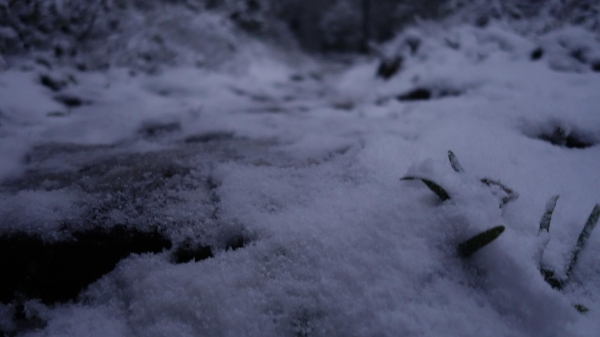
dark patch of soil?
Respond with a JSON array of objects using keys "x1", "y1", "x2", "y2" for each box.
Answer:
[
  {"x1": 172, "y1": 241, "x2": 214, "y2": 264},
  {"x1": 0, "y1": 226, "x2": 172, "y2": 304}
]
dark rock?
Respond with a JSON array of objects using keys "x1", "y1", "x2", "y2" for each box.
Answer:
[
  {"x1": 376, "y1": 55, "x2": 403, "y2": 80},
  {"x1": 530, "y1": 47, "x2": 543, "y2": 61},
  {"x1": 39, "y1": 74, "x2": 67, "y2": 92},
  {"x1": 592, "y1": 61, "x2": 600, "y2": 72},
  {"x1": 0, "y1": 226, "x2": 172, "y2": 304},
  {"x1": 396, "y1": 87, "x2": 462, "y2": 102},
  {"x1": 54, "y1": 95, "x2": 89, "y2": 108},
  {"x1": 397, "y1": 88, "x2": 431, "y2": 101}
]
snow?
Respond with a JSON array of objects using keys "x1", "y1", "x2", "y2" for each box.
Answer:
[{"x1": 1, "y1": 22, "x2": 600, "y2": 336}]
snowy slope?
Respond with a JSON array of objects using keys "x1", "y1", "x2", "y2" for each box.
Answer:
[{"x1": 1, "y1": 22, "x2": 600, "y2": 336}]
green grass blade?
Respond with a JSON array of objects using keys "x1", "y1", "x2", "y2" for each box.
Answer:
[
  {"x1": 480, "y1": 178, "x2": 514, "y2": 194},
  {"x1": 539, "y1": 195, "x2": 560, "y2": 234},
  {"x1": 448, "y1": 150, "x2": 464, "y2": 173},
  {"x1": 458, "y1": 225, "x2": 505, "y2": 258},
  {"x1": 566, "y1": 204, "x2": 600, "y2": 279},
  {"x1": 401, "y1": 176, "x2": 450, "y2": 201},
  {"x1": 540, "y1": 267, "x2": 564, "y2": 290},
  {"x1": 500, "y1": 194, "x2": 519, "y2": 208},
  {"x1": 480, "y1": 178, "x2": 519, "y2": 207}
]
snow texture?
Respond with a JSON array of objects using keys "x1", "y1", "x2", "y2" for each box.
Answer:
[{"x1": 1, "y1": 21, "x2": 600, "y2": 337}]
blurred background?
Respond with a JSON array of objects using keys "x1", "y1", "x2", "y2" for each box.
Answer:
[{"x1": 2, "y1": 0, "x2": 598, "y2": 70}]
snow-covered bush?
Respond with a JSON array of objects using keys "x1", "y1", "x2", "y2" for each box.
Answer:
[
  {"x1": 2, "y1": 0, "x2": 599, "y2": 61},
  {"x1": 443, "y1": 0, "x2": 600, "y2": 33},
  {"x1": 0, "y1": 0, "x2": 117, "y2": 55}
]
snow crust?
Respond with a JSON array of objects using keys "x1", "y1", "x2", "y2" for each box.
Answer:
[{"x1": 1, "y1": 22, "x2": 600, "y2": 336}]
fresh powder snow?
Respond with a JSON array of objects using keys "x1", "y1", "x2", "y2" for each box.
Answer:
[{"x1": 1, "y1": 19, "x2": 600, "y2": 337}]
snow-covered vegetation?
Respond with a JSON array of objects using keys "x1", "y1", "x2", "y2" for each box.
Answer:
[{"x1": 1, "y1": 1, "x2": 600, "y2": 336}]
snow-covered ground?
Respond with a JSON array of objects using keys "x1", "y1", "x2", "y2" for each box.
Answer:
[{"x1": 1, "y1": 22, "x2": 600, "y2": 336}]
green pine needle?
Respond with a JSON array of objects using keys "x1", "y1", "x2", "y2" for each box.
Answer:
[
  {"x1": 448, "y1": 150, "x2": 464, "y2": 173},
  {"x1": 566, "y1": 204, "x2": 600, "y2": 279},
  {"x1": 539, "y1": 195, "x2": 560, "y2": 234},
  {"x1": 458, "y1": 226, "x2": 505, "y2": 258},
  {"x1": 401, "y1": 176, "x2": 451, "y2": 201}
]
